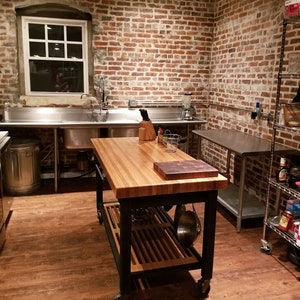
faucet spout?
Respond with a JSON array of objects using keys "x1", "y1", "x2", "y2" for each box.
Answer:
[
  {"x1": 80, "y1": 93, "x2": 89, "y2": 99},
  {"x1": 103, "y1": 95, "x2": 109, "y2": 108}
]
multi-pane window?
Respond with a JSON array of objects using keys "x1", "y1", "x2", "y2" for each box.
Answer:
[{"x1": 22, "y1": 16, "x2": 88, "y2": 95}]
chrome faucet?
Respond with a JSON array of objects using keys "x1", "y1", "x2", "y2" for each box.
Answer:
[
  {"x1": 94, "y1": 75, "x2": 109, "y2": 108},
  {"x1": 92, "y1": 75, "x2": 109, "y2": 121},
  {"x1": 79, "y1": 76, "x2": 109, "y2": 122}
]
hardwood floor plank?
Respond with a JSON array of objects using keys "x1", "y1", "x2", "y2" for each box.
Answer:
[{"x1": 0, "y1": 190, "x2": 299, "y2": 299}]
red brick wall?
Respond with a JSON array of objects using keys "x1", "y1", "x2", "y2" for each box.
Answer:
[
  {"x1": 93, "y1": 0, "x2": 214, "y2": 107},
  {"x1": 1, "y1": 0, "x2": 300, "y2": 208},
  {"x1": 206, "y1": 0, "x2": 299, "y2": 207},
  {"x1": 0, "y1": 0, "x2": 214, "y2": 172},
  {"x1": 209, "y1": 0, "x2": 284, "y2": 135},
  {"x1": 0, "y1": 0, "x2": 214, "y2": 107}
]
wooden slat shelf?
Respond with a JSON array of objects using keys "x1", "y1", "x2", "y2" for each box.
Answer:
[{"x1": 104, "y1": 202, "x2": 202, "y2": 274}]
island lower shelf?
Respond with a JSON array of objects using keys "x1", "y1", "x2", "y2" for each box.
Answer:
[{"x1": 102, "y1": 202, "x2": 202, "y2": 275}]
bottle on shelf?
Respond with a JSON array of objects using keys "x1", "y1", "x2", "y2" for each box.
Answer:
[
  {"x1": 278, "y1": 210, "x2": 294, "y2": 232},
  {"x1": 277, "y1": 156, "x2": 288, "y2": 183},
  {"x1": 294, "y1": 221, "x2": 300, "y2": 247}
]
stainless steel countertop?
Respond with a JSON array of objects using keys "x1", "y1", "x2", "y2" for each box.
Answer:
[
  {"x1": 0, "y1": 119, "x2": 206, "y2": 128},
  {"x1": 193, "y1": 129, "x2": 295, "y2": 155},
  {"x1": 1, "y1": 106, "x2": 206, "y2": 128}
]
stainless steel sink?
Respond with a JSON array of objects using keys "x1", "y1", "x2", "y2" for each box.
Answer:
[
  {"x1": 106, "y1": 108, "x2": 140, "y2": 123},
  {"x1": 3, "y1": 107, "x2": 108, "y2": 123},
  {"x1": 3, "y1": 107, "x2": 105, "y2": 149},
  {"x1": 2, "y1": 106, "x2": 205, "y2": 146},
  {"x1": 3, "y1": 106, "x2": 202, "y2": 123},
  {"x1": 64, "y1": 128, "x2": 100, "y2": 149},
  {"x1": 145, "y1": 107, "x2": 182, "y2": 121}
]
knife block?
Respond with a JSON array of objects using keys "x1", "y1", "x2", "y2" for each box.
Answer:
[{"x1": 139, "y1": 121, "x2": 156, "y2": 141}]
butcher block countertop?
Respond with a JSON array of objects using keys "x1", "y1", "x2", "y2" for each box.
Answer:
[{"x1": 91, "y1": 137, "x2": 228, "y2": 199}]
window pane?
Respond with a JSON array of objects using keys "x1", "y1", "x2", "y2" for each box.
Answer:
[
  {"x1": 48, "y1": 25, "x2": 64, "y2": 41},
  {"x1": 29, "y1": 23, "x2": 45, "y2": 39},
  {"x1": 49, "y1": 43, "x2": 65, "y2": 58},
  {"x1": 67, "y1": 44, "x2": 82, "y2": 58},
  {"x1": 29, "y1": 42, "x2": 45, "y2": 57},
  {"x1": 29, "y1": 60, "x2": 84, "y2": 93},
  {"x1": 67, "y1": 26, "x2": 82, "y2": 41}
]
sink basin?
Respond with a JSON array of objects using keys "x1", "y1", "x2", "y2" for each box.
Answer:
[
  {"x1": 64, "y1": 128, "x2": 100, "y2": 149},
  {"x1": 2, "y1": 107, "x2": 106, "y2": 150},
  {"x1": 106, "y1": 108, "x2": 140, "y2": 123}
]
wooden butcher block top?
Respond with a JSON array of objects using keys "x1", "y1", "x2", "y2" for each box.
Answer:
[{"x1": 91, "y1": 137, "x2": 227, "y2": 199}]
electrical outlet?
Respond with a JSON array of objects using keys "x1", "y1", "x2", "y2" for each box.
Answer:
[{"x1": 129, "y1": 99, "x2": 137, "y2": 107}]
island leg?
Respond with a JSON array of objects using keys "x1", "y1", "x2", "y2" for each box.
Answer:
[
  {"x1": 197, "y1": 190, "x2": 218, "y2": 298},
  {"x1": 95, "y1": 165, "x2": 104, "y2": 223},
  {"x1": 118, "y1": 199, "x2": 132, "y2": 296}
]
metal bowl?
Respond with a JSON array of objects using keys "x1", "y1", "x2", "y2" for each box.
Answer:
[
  {"x1": 174, "y1": 204, "x2": 186, "y2": 230},
  {"x1": 177, "y1": 208, "x2": 201, "y2": 248}
]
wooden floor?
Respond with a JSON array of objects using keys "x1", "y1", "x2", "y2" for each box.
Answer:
[{"x1": 0, "y1": 185, "x2": 299, "y2": 299}]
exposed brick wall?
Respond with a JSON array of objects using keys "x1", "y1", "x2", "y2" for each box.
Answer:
[
  {"x1": 205, "y1": 0, "x2": 297, "y2": 207},
  {"x1": 0, "y1": 1, "x2": 18, "y2": 103},
  {"x1": 0, "y1": 0, "x2": 214, "y2": 108},
  {"x1": 93, "y1": 0, "x2": 214, "y2": 107},
  {"x1": 0, "y1": 0, "x2": 215, "y2": 174},
  {"x1": 1, "y1": 0, "x2": 300, "y2": 209},
  {"x1": 210, "y1": 0, "x2": 284, "y2": 134}
]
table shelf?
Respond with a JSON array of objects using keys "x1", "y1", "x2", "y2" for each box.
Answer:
[
  {"x1": 103, "y1": 202, "x2": 202, "y2": 275},
  {"x1": 218, "y1": 183, "x2": 265, "y2": 219},
  {"x1": 265, "y1": 218, "x2": 300, "y2": 250},
  {"x1": 269, "y1": 178, "x2": 300, "y2": 198}
]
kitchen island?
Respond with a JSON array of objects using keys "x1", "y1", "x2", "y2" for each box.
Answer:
[{"x1": 91, "y1": 137, "x2": 227, "y2": 299}]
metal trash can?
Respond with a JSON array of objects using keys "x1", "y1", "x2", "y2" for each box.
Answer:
[{"x1": 3, "y1": 138, "x2": 40, "y2": 195}]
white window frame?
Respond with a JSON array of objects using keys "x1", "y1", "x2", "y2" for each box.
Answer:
[{"x1": 21, "y1": 16, "x2": 89, "y2": 96}]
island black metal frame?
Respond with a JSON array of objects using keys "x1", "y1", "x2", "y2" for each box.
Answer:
[{"x1": 95, "y1": 165, "x2": 218, "y2": 299}]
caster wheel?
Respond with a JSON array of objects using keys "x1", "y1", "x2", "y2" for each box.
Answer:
[
  {"x1": 111, "y1": 294, "x2": 121, "y2": 300},
  {"x1": 260, "y1": 239, "x2": 272, "y2": 254},
  {"x1": 112, "y1": 293, "x2": 130, "y2": 300},
  {"x1": 198, "y1": 285, "x2": 210, "y2": 299},
  {"x1": 196, "y1": 279, "x2": 210, "y2": 299},
  {"x1": 97, "y1": 211, "x2": 103, "y2": 224}
]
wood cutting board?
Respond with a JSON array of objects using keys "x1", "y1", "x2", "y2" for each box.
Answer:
[{"x1": 153, "y1": 160, "x2": 219, "y2": 180}]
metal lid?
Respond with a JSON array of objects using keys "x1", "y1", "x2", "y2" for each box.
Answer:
[{"x1": 10, "y1": 138, "x2": 39, "y2": 148}]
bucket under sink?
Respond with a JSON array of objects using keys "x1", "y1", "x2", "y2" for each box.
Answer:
[{"x1": 64, "y1": 128, "x2": 100, "y2": 149}]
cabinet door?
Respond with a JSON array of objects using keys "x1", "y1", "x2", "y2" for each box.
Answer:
[
  {"x1": 0, "y1": 162, "x2": 3, "y2": 225},
  {"x1": 0, "y1": 166, "x2": 5, "y2": 253}
]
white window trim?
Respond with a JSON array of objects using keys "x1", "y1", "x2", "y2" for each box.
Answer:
[{"x1": 22, "y1": 16, "x2": 89, "y2": 96}]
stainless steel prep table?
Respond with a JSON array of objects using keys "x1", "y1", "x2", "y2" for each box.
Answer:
[{"x1": 192, "y1": 129, "x2": 294, "y2": 232}]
